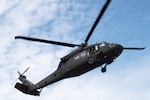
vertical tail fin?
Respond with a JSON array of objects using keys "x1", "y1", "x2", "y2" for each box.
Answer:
[{"x1": 14, "y1": 67, "x2": 40, "y2": 96}]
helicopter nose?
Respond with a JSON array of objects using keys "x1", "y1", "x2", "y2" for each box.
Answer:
[
  {"x1": 107, "y1": 43, "x2": 123, "y2": 59},
  {"x1": 113, "y1": 44, "x2": 123, "y2": 58}
]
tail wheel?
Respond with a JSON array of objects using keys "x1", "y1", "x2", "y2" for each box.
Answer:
[
  {"x1": 101, "y1": 64, "x2": 107, "y2": 73},
  {"x1": 101, "y1": 67, "x2": 106, "y2": 73}
]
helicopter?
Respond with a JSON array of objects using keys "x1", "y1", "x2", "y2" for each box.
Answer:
[{"x1": 14, "y1": 0, "x2": 145, "y2": 96}]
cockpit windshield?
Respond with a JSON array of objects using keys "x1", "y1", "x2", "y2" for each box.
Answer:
[{"x1": 99, "y1": 42, "x2": 108, "y2": 47}]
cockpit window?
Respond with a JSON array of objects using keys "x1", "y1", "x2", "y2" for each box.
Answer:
[
  {"x1": 99, "y1": 43, "x2": 105, "y2": 47},
  {"x1": 109, "y1": 43, "x2": 116, "y2": 48},
  {"x1": 99, "y1": 42, "x2": 108, "y2": 47}
]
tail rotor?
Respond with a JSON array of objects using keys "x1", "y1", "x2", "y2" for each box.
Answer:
[{"x1": 12, "y1": 67, "x2": 30, "y2": 84}]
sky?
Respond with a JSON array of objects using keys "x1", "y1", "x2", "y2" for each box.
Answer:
[{"x1": 0, "y1": 0, "x2": 150, "y2": 100}]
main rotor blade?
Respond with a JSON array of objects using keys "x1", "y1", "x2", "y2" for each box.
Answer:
[
  {"x1": 123, "y1": 47, "x2": 145, "y2": 50},
  {"x1": 84, "y1": 0, "x2": 111, "y2": 44},
  {"x1": 15, "y1": 36, "x2": 81, "y2": 47}
]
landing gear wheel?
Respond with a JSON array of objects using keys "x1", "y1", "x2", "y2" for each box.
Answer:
[{"x1": 101, "y1": 67, "x2": 106, "y2": 73}]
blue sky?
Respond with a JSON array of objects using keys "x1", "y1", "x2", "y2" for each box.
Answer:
[{"x1": 0, "y1": 0, "x2": 150, "y2": 100}]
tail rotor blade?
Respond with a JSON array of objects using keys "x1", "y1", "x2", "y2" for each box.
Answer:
[
  {"x1": 21, "y1": 67, "x2": 30, "y2": 75},
  {"x1": 12, "y1": 78, "x2": 19, "y2": 85},
  {"x1": 123, "y1": 47, "x2": 145, "y2": 50},
  {"x1": 17, "y1": 71, "x2": 21, "y2": 75}
]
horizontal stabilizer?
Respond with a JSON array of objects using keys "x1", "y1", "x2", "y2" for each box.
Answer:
[{"x1": 15, "y1": 82, "x2": 40, "y2": 96}]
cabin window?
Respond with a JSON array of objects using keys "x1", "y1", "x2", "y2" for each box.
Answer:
[
  {"x1": 87, "y1": 52, "x2": 90, "y2": 56},
  {"x1": 95, "y1": 45, "x2": 99, "y2": 51},
  {"x1": 90, "y1": 47, "x2": 95, "y2": 52},
  {"x1": 80, "y1": 51, "x2": 86, "y2": 58}
]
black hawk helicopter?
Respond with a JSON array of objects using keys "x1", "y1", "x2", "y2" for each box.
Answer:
[{"x1": 14, "y1": 0, "x2": 145, "y2": 96}]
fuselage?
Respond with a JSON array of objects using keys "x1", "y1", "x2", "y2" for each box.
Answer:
[{"x1": 35, "y1": 42, "x2": 123, "y2": 89}]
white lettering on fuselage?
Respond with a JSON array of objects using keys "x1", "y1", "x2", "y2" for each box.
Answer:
[{"x1": 74, "y1": 55, "x2": 80, "y2": 61}]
